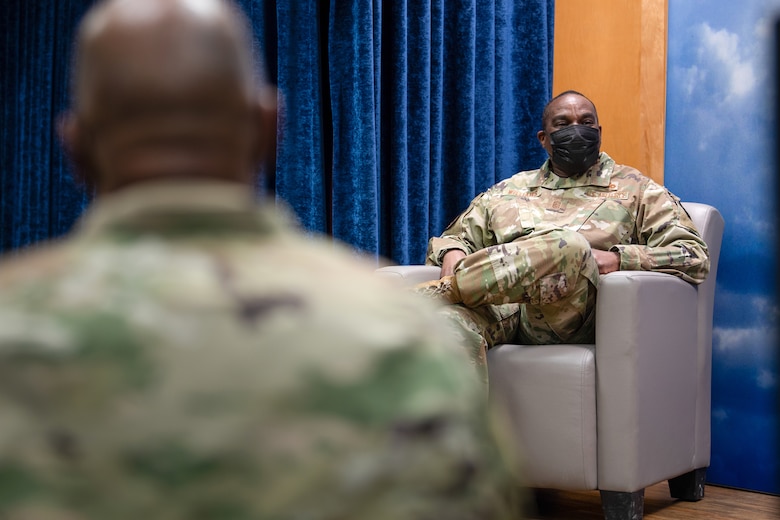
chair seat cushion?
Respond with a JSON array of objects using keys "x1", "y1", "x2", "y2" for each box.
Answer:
[{"x1": 487, "y1": 344, "x2": 598, "y2": 490}]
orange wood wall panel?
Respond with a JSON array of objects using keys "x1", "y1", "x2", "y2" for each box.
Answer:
[{"x1": 552, "y1": 0, "x2": 667, "y2": 184}]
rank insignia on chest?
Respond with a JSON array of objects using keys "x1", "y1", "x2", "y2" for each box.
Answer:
[{"x1": 548, "y1": 199, "x2": 565, "y2": 212}]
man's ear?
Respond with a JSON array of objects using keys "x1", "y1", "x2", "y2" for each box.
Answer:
[
  {"x1": 537, "y1": 129, "x2": 553, "y2": 154},
  {"x1": 57, "y1": 112, "x2": 97, "y2": 192},
  {"x1": 250, "y1": 87, "x2": 278, "y2": 170},
  {"x1": 537, "y1": 129, "x2": 547, "y2": 146}
]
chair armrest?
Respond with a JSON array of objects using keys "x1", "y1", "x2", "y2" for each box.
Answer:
[
  {"x1": 594, "y1": 271, "x2": 701, "y2": 491},
  {"x1": 375, "y1": 265, "x2": 442, "y2": 286}
]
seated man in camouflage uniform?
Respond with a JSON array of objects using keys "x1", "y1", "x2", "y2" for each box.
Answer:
[
  {"x1": 418, "y1": 90, "x2": 710, "y2": 383},
  {"x1": 0, "y1": 0, "x2": 518, "y2": 518}
]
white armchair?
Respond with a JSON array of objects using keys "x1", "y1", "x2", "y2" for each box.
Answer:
[{"x1": 376, "y1": 202, "x2": 724, "y2": 520}]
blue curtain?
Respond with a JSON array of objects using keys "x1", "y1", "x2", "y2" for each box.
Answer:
[
  {"x1": 1, "y1": 0, "x2": 554, "y2": 266},
  {"x1": 1, "y1": 1, "x2": 93, "y2": 252},
  {"x1": 262, "y1": 0, "x2": 554, "y2": 264}
]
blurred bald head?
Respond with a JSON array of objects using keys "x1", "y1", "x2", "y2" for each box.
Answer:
[{"x1": 62, "y1": 0, "x2": 277, "y2": 194}]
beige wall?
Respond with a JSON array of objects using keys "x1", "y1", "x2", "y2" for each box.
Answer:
[{"x1": 552, "y1": 0, "x2": 668, "y2": 184}]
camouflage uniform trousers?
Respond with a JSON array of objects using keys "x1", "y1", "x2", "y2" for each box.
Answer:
[{"x1": 441, "y1": 228, "x2": 599, "y2": 383}]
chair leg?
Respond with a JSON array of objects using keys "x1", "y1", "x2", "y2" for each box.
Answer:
[
  {"x1": 668, "y1": 467, "x2": 707, "y2": 501},
  {"x1": 600, "y1": 489, "x2": 644, "y2": 520}
]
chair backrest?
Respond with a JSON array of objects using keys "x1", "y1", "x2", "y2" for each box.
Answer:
[
  {"x1": 680, "y1": 201, "x2": 725, "y2": 468},
  {"x1": 681, "y1": 202, "x2": 725, "y2": 358}
]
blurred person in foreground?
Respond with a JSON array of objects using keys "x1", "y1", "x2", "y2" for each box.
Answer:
[{"x1": 0, "y1": 0, "x2": 519, "y2": 518}]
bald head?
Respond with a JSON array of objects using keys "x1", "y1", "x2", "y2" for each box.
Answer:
[
  {"x1": 62, "y1": 0, "x2": 277, "y2": 194},
  {"x1": 540, "y1": 90, "x2": 598, "y2": 130},
  {"x1": 73, "y1": 0, "x2": 258, "y2": 112}
]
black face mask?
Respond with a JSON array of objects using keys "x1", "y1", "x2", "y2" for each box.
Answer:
[{"x1": 548, "y1": 125, "x2": 601, "y2": 176}]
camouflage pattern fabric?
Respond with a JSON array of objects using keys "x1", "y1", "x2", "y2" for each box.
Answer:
[
  {"x1": 0, "y1": 181, "x2": 518, "y2": 520},
  {"x1": 425, "y1": 153, "x2": 710, "y2": 368}
]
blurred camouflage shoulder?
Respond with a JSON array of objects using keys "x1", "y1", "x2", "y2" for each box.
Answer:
[{"x1": 0, "y1": 194, "x2": 514, "y2": 519}]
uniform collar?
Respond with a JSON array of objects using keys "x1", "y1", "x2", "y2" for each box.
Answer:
[
  {"x1": 76, "y1": 180, "x2": 287, "y2": 240},
  {"x1": 529, "y1": 152, "x2": 615, "y2": 189}
]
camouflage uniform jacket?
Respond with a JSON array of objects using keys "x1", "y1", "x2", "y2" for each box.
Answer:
[
  {"x1": 427, "y1": 153, "x2": 710, "y2": 285},
  {"x1": 0, "y1": 181, "x2": 515, "y2": 520}
]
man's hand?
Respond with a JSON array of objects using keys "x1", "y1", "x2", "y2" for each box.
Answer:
[
  {"x1": 441, "y1": 250, "x2": 467, "y2": 277},
  {"x1": 592, "y1": 249, "x2": 620, "y2": 275}
]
